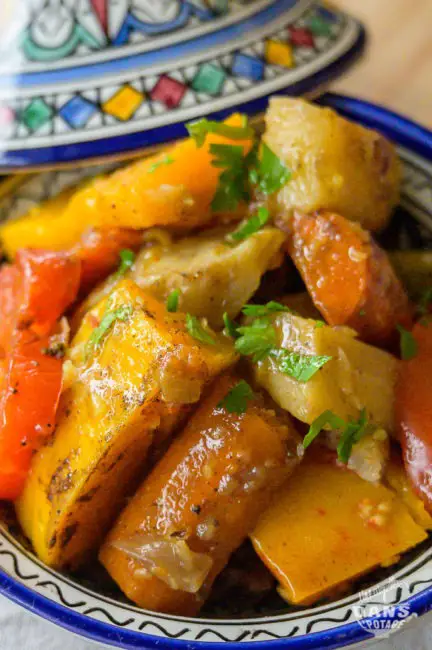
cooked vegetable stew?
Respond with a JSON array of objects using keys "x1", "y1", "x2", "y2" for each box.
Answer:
[{"x1": 0, "y1": 98, "x2": 431, "y2": 615}]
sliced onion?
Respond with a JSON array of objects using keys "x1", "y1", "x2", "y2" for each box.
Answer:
[{"x1": 112, "y1": 535, "x2": 213, "y2": 594}]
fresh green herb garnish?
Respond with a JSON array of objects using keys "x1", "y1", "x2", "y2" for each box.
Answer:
[
  {"x1": 218, "y1": 380, "x2": 254, "y2": 414},
  {"x1": 249, "y1": 142, "x2": 291, "y2": 195},
  {"x1": 303, "y1": 410, "x2": 345, "y2": 450},
  {"x1": 115, "y1": 249, "x2": 135, "y2": 278},
  {"x1": 86, "y1": 304, "x2": 133, "y2": 358},
  {"x1": 303, "y1": 409, "x2": 369, "y2": 463},
  {"x1": 417, "y1": 287, "x2": 432, "y2": 317},
  {"x1": 272, "y1": 349, "x2": 332, "y2": 383},
  {"x1": 397, "y1": 324, "x2": 418, "y2": 360},
  {"x1": 235, "y1": 318, "x2": 277, "y2": 362},
  {"x1": 242, "y1": 301, "x2": 291, "y2": 318},
  {"x1": 358, "y1": 308, "x2": 366, "y2": 317},
  {"x1": 210, "y1": 143, "x2": 249, "y2": 212},
  {"x1": 337, "y1": 408, "x2": 369, "y2": 464},
  {"x1": 227, "y1": 206, "x2": 270, "y2": 243},
  {"x1": 186, "y1": 118, "x2": 253, "y2": 148},
  {"x1": 223, "y1": 312, "x2": 239, "y2": 339},
  {"x1": 186, "y1": 314, "x2": 216, "y2": 346},
  {"x1": 148, "y1": 154, "x2": 174, "y2": 173},
  {"x1": 315, "y1": 320, "x2": 325, "y2": 329},
  {"x1": 166, "y1": 289, "x2": 180, "y2": 313}
]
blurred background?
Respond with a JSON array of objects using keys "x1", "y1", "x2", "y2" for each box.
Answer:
[{"x1": 333, "y1": 0, "x2": 432, "y2": 127}]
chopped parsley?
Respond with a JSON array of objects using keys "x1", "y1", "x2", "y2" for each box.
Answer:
[
  {"x1": 249, "y1": 142, "x2": 291, "y2": 195},
  {"x1": 272, "y1": 349, "x2": 332, "y2": 383},
  {"x1": 166, "y1": 289, "x2": 180, "y2": 313},
  {"x1": 223, "y1": 312, "x2": 239, "y2": 339},
  {"x1": 210, "y1": 143, "x2": 249, "y2": 212},
  {"x1": 303, "y1": 408, "x2": 369, "y2": 463},
  {"x1": 218, "y1": 380, "x2": 254, "y2": 414},
  {"x1": 315, "y1": 320, "x2": 325, "y2": 329},
  {"x1": 417, "y1": 287, "x2": 432, "y2": 317},
  {"x1": 186, "y1": 118, "x2": 253, "y2": 148},
  {"x1": 115, "y1": 249, "x2": 135, "y2": 278},
  {"x1": 235, "y1": 318, "x2": 277, "y2": 362},
  {"x1": 186, "y1": 314, "x2": 216, "y2": 346},
  {"x1": 397, "y1": 324, "x2": 418, "y2": 360},
  {"x1": 226, "y1": 206, "x2": 270, "y2": 243},
  {"x1": 242, "y1": 301, "x2": 291, "y2": 318},
  {"x1": 86, "y1": 304, "x2": 133, "y2": 358},
  {"x1": 148, "y1": 154, "x2": 174, "y2": 173},
  {"x1": 337, "y1": 408, "x2": 369, "y2": 464}
]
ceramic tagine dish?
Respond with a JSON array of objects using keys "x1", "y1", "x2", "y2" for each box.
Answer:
[{"x1": 0, "y1": 0, "x2": 365, "y2": 169}]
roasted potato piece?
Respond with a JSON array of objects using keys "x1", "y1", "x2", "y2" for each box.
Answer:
[
  {"x1": 264, "y1": 98, "x2": 400, "y2": 231},
  {"x1": 1, "y1": 118, "x2": 252, "y2": 258},
  {"x1": 251, "y1": 453, "x2": 428, "y2": 605},
  {"x1": 287, "y1": 211, "x2": 412, "y2": 345},
  {"x1": 252, "y1": 312, "x2": 398, "y2": 431},
  {"x1": 15, "y1": 280, "x2": 236, "y2": 569},
  {"x1": 390, "y1": 250, "x2": 432, "y2": 300},
  {"x1": 100, "y1": 374, "x2": 301, "y2": 615},
  {"x1": 78, "y1": 227, "x2": 285, "y2": 330}
]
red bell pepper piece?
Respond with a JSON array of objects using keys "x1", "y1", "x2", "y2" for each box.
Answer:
[
  {"x1": 0, "y1": 250, "x2": 81, "y2": 500},
  {"x1": 396, "y1": 319, "x2": 432, "y2": 513}
]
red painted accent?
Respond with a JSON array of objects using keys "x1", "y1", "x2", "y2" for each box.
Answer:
[
  {"x1": 90, "y1": 0, "x2": 108, "y2": 34},
  {"x1": 288, "y1": 25, "x2": 315, "y2": 48},
  {"x1": 150, "y1": 75, "x2": 187, "y2": 109}
]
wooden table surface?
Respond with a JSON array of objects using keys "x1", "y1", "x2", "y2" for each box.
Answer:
[{"x1": 332, "y1": 0, "x2": 432, "y2": 128}]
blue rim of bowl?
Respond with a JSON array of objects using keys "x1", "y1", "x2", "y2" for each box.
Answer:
[
  {"x1": 0, "y1": 94, "x2": 431, "y2": 649},
  {"x1": 0, "y1": 23, "x2": 367, "y2": 171}
]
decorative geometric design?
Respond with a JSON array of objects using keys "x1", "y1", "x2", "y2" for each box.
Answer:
[
  {"x1": 103, "y1": 85, "x2": 144, "y2": 121},
  {"x1": 21, "y1": 98, "x2": 53, "y2": 132},
  {"x1": 307, "y1": 14, "x2": 333, "y2": 37},
  {"x1": 288, "y1": 26, "x2": 315, "y2": 48},
  {"x1": 192, "y1": 63, "x2": 226, "y2": 95},
  {"x1": 265, "y1": 39, "x2": 294, "y2": 68},
  {"x1": 150, "y1": 75, "x2": 187, "y2": 108},
  {"x1": 0, "y1": 2, "x2": 366, "y2": 168},
  {"x1": 59, "y1": 96, "x2": 98, "y2": 129},
  {"x1": 231, "y1": 53, "x2": 265, "y2": 81}
]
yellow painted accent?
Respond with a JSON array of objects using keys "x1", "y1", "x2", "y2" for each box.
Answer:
[
  {"x1": 103, "y1": 85, "x2": 144, "y2": 121},
  {"x1": 265, "y1": 40, "x2": 294, "y2": 68}
]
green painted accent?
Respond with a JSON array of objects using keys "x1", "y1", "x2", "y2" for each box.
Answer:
[
  {"x1": 21, "y1": 24, "x2": 102, "y2": 63},
  {"x1": 192, "y1": 63, "x2": 226, "y2": 96},
  {"x1": 307, "y1": 15, "x2": 332, "y2": 37},
  {"x1": 22, "y1": 98, "x2": 53, "y2": 131}
]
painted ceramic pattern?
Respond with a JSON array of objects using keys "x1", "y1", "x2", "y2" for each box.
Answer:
[{"x1": 0, "y1": 1, "x2": 365, "y2": 168}]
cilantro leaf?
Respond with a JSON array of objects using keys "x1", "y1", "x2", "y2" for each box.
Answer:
[
  {"x1": 86, "y1": 304, "x2": 133, "y2": 358},
  {"x1": 210, "y1": 144, "x2": 249, "y2": 212},
  {"x1": 397, "y1": 324, "x2": 418, "y2": 360},
  {"x1": 417, "y1": 287, "x2": 432, "y2": 317},
  {"x1": 249, "y1": 143, "x2": 291, "y2": 195},
  {"x1": 186, "y1": 314, "x2": 216, "y2": 346},
  {"x1": 115, "y1": 249, "x2": 135, "y2": 278},
  {"x1": 337, "y1": 408, "x2": 369, "y2": 464},
  {"x1": 218, "y1": 380, "x2": 254, "y2": 414},
  {"x1": 147, "y1": 154, "x2": 174, "y2": 174},
  {"x1": 273, "y1": 349, "x2": 332, "y2": 382},
  {"x1": 186, "y1": 118, "x2": 253, "y2": 148},
  {"x1": 315, "y1": 320, "x2": 325, "y2": 329},
  {"x1": 227, "y1": 206, "x2": 270, "y2": 243},
  {"x1": 303, "y1": 410, "x2": 345, "y2": 450},
  {"x1": 242, "y1": 301, "x2": 291, "y2": 318},
  {"x1": 303, "y1": 409, "x2": 370, "y2": 463},
  {"x1": 166, "y1": 289, "x2": 180, "y2": 313},
  {"x1": 235, "y1": 318, "x2": 276, "y2": 362},
  {"x1": 223, "y1": 312, "x2": 239, "y2": 339}
]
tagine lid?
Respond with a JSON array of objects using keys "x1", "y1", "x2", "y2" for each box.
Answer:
[{"x1": 0, "y1": 0, "x2": 366, "y2": 171}]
